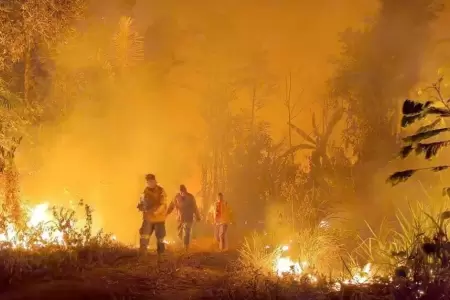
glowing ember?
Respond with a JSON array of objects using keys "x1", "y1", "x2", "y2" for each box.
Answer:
[
  {"x1": 343, "y1": 263, "x2": 373, "y2": 285},
  {"x1": 275, "y1": 256, "x2": 302, "y2": 276}
]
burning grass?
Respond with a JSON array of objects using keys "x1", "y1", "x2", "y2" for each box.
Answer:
[{"x1": 0, "y1": 199, "x2": 136, "y2": 292}]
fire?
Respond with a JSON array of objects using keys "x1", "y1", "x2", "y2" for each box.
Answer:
[
  {"x1": 0, "y1": 202, "x2": 65, "y2": 249},
  {"x1": 275, "y1": 257, "x2": 302, "y2": 276},
  {"x1": 343, "y1": 263, "x2": 373, "y2": 285},
  {"x1": 273, "y1": 244, "x2": 317, "y2": 282},
  {"x1": 272, "y1": 244, "x2": 372, "y2": 287},
  {"x1": 0, "y1": 201, "x2": 115, "y2": 249}
]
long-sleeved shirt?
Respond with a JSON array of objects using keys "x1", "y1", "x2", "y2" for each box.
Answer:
[
  {"x1": 167, "y1": 192, "x2": 201, "y2": 223},
  {"x1": 207, "y1": 200, "x2": 233, "y2": 225},
  {"x1": 137, "y1": 185, "x2": 167, "y2": 223}
]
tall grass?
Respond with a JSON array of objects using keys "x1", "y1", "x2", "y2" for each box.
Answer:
[
  {"x1": 238, "y1": 232, "x2": 282, "y2": 276},
  {"x1": 356, "y1": 195, "x2": 450, "y2": 279}
]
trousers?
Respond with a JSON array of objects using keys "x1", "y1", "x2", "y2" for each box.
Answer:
[
  {"x1": 177, "y1": 222, "x2": 193, "y2": 247},
  {"x1": 139, "y1": 220, "x2": 166, "y2": 254},
  {"x1": 214, "y1": 224, "x2": 228, "y2": 250}
]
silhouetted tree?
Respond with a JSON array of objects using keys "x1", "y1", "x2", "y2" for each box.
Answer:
[{"x1": 329, "y1": 0, "x2": 440, "y2": 202}]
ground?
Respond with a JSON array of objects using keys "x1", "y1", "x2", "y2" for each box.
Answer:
[{"x1": 0, "y1": 243, "x2": 241, "y2": 300}]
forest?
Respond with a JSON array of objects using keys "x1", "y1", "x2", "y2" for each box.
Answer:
[{"x1": 1, "y1": 0, "x2": 450, "y2": 299}]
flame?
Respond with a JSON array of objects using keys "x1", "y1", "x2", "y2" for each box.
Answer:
[
  {"x1": 0, "y1": 201, "x2": 114, "y2": 249},
  {"x1": 343, "y1": 263, "x2": 373, "y2": 285},
  {"x1": 0, "y1": 202, "x2": 65, "y2": 249},
  {"x1": 275, "y1": 257, "x2": 302, "y2": 276}
]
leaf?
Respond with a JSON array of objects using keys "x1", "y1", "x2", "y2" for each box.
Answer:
[
  {"x1": 288, "y1": 123, "x2": 316, "y2": 145},
  {"x1": 417, "y1": 119, "x2": 441, "y2": 134},
  {"x1": 322, "y1": 108, "x2": 344, "y2": 145},
  {"x1": 428, "y1": 107, "x2": 450, "y2": 116},
  {"x1": 399, "y1": 145, "x2": 414, "y2": 158},
  {"x1": 442, "y1": 187, "x2": 450, "y2": 198},
  {"x1": 311, "y1": 113, "x2": 320, "y2": 138},
  {"x1": 401, "y1": 114, "x2": 425, "y2": 128},
  {"x1": 387, "y1": 170, "x2": 417, "y2": 186},
  {"x1": 402, "y1": 99, "x2": 432, "y2": 115},
  {"x1": 416, "y1": 141, "x2": 450, "y2": 159},
  {"x1": 282, "y1": 143, "x2": 316, "y2": 157},
  {"x1": 403, "y1": 128, "x2": 450, "y2": 143},
  {"x1": 432, "y1": 166, "x2": 449, "y2": 172}
]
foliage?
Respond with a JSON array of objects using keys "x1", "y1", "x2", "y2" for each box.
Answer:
[
  {"x1": 0, "y1": 0, "x2": 86, "y2": 70},
  {"x1": 356, "y1": 197, "x2": 450, "y2": 284},
  {"x1": 388, "y1": 78, "x2": 450, "y2": 186},
  {"x1": 112, "y1": 16, "x2": 144, "y2": 70},
  {"x1": 330, "y1": 0, "x2": 438, "y2": 164},
  {"x1": 238, "y1": 232, "x2": 282, "y2": 276},
  {"x1": 0, "y1": 200, "x2": 114, "y2": 250},
  {"x1": 199, "y1": 87, "x2": 296, "y2": 221}
]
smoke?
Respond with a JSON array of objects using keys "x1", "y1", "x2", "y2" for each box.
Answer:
[{"x1": 9, "y1": 0, "x2": 450, "y2": 244}]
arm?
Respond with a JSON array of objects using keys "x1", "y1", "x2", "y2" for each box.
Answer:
[
  {"x1": 206, "y1": 204, "x2": 215, "y2": 223},
  {"x1": 153, "y1": 188, "x2": 168, "y2": 216},
  {"x1": 166, "y1": 198, "x2": 175, "y2": 215},
  {"x1": 137, "y1": 193, "x2": 145, "y2": 211},
  {"x1": 193, "y1": 196, "x2": 201, "y2": 221}
]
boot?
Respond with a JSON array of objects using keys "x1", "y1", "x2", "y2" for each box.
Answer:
[{"x1": 139, "y1": 246, "x2": 147, "y2": 257}]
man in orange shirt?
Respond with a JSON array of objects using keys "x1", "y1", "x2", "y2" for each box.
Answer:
[{"x1": 208, "y1": 192, "x2": 233, "y2": 251}]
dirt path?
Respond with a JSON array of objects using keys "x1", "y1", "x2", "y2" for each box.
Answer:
[{"x1": 1, "y1": 249, "x2": 239, "y2": 300}]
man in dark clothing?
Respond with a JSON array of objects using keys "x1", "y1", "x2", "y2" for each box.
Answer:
[
  {"x1": 167, "y1": 184, "x2": 201, "y2": 250},
  {"x1": 137, "y1": 173, "x2": 168, "y2": 255}
]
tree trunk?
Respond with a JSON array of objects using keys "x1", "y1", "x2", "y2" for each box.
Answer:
[{"x1": 23, "y1": 39, "x2": 31, "y2": 103}]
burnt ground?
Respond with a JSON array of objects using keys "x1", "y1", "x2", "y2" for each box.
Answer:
[{"x1": 0, "y1": 245, "x2": 241, "y2": 300}]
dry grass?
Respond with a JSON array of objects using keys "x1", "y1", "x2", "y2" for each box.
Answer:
[{"x1": 237, "y1": 232, "x2": 282, "y2": 276}]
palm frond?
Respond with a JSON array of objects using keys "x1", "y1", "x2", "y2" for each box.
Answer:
[
  {"x1": 322, "y1": 108, "x2": 344, "y2": 144},
  {"x1": 416, "y1": 119, "x2": 441, "y2": 134},
  {"x1": 387, "y1": 170, "x2": 418, "y2": 186},
  {"x1": 400, "y1": 99, "x2": 450, "y2": 128},
  {"x1": 403, "y1": 128, "x2": 450, "y2": 144},
  {"x1": 288, "y1": 123, "x2": 316, "y2": 145},
  {"x1": 402, "y1": 99, "x2": 432, "y2": 115},
  {"x1": 399, "y1": 145, "x2": 414, "y2": 158},
  {"x1": 415, "y1": 140, "x2": 450, "y2": 159},
  {"x1": 401, "y1": 114, "x2": 426, "y2": 128},
  {"x1": 282, "y1": 143, "x2": 316, "y2": 157},
  {"x1": 112, "y1": 16, "x2": 144, "y2": 69}
]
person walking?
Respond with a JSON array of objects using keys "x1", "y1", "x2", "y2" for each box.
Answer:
[
  {"x1": 208, "y1": 192, "x2": 233, "y2": 251},
  {"x1": 167, "y1": 184, "x2": 201, "y2": 251},
  {"x1": 137, "y1": 173, "x2": 168, "y2": 256}
]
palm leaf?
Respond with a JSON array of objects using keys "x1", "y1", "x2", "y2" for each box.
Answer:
[
  {"x1": 282, "y1": 143, "x2": 316, "y2": 158},
  {"x1": 311, "y1": 113, "x2": 320, "y2": 138},
  {"x1": 399, "y1": 145, "x2": 414, "y2": 158},
  {"x1": 387, "y1": 170, "x2": 418, "y2": 186},
  {"x1": 288, "y1": 123, "x2": 316, "y2": 145},
  {"x1": 416, "y1": 119, "x2": 441, "y2": 134},
  {"x1": 402, "y1": 99, "x2": 432, "y2": 115},
  {"x1": 401, "y1": 114, "x2": 425, "y2": 128},
  {"x1": 403, "y1": 128, "x2": 450, "y2": 144},
  {"x1": 112, "y1": 16, "x2": 144, "y2": 68},
  {"x1": 415, "y1": 141, "x2": 450, "y2": 159},
  {"x1": 322, "y1": 108, "x2": 344, "y2": 145}
]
